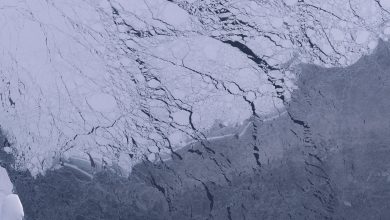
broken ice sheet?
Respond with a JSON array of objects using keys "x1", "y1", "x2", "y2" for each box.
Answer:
[{"x1": 1, "y1": 0, "x2": 390, "y2": 219}]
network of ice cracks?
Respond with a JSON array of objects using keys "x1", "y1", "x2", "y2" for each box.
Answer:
[{"x1": 1, "y1": 0, "x2": 390, "y2": 175}]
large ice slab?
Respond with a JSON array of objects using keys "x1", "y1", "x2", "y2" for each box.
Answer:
[{"x1": 0, "y1": 167, "x2": 23, "y2": 220}]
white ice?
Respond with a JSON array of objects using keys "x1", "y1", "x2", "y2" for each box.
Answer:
[{"x1": 0, "y1": 167, "x2": 24, "y2": 220}]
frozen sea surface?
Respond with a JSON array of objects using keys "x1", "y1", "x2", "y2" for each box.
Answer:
[{"x1": 2, "y1": 39, "x2": 390, "y2": 220}]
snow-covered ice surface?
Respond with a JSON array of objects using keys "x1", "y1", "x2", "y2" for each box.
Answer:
[
  {"x1": 2, "y1": 0, "x2": 390, "y2": 176},
  {"x1": 2, "y1": 0, "x2": 390, "y2": 219},
  {"x1": 0, "y1": 167, "x2": 24, "y2": 220}
]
